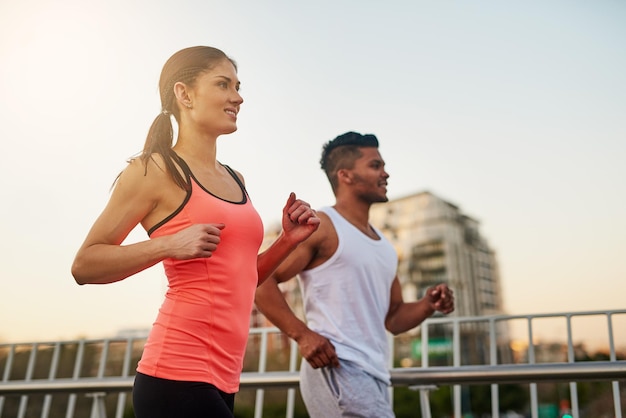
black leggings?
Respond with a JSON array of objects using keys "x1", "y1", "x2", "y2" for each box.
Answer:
[{"x1": 133, "y1": 372, "x2": 235, "y2": 418}]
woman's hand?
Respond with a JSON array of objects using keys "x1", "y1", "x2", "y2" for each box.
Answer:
[
  {"x1": 281, "y1": 192, "x2": 320, "y2": 245},
  {"x1": 165, "y1": 223, "x2": 225, "y2": 259}
]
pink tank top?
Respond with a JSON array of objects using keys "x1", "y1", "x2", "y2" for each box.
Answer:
[{"x1": 137, "y1": 155, "x2": 263, "y2": 393}]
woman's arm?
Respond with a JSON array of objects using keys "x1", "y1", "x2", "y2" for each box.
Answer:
[
  {"x1": 71, "y1": 158, "x2": 223, "y2": 284},
  {"x1": 256, "y1": 192, "x2": 320, "y2": 284}
]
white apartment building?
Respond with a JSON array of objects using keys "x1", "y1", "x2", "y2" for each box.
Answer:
[{"x1": 369, "y1": 190, "x2": 504, "y2": 319}]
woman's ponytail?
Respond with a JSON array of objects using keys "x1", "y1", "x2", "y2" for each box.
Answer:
[{"x1": 139, "y1": 109, "x2": 188, "y2": 191}]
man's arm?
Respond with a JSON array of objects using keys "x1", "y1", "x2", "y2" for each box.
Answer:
[
  {"x1": 385, "y1": 280, "x2": 455, "y2": 335},
  {"x1": 255, "y1": 216, "x2": 340, "y2": 368}
]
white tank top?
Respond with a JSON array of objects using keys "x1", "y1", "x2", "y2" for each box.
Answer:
[{"x1": 298, "y1": 206, "x2": 398, "y2": 383}]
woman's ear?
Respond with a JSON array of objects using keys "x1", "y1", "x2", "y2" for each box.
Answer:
[{"x1": 173, "y1": 81, "x2": 193, "y2": 110}]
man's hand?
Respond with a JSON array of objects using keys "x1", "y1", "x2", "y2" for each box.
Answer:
[
  {"x1": 426, "y1": 284, "x2": 455, "y2": 314},
  {"x1": 297, "y1": 328, "x2": 340, "y2": 369}
]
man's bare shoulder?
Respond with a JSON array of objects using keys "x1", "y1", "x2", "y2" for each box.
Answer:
[{"x1": 305, "y1": 210, "x2": 338, "y2": 266}]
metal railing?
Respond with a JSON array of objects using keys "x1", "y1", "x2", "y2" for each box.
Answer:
[{"x1": 1, "y1": 309, "x2": 624, "y2": 418}]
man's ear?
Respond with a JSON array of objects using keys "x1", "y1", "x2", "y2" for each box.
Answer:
[{"x1": 337, "y1": 169, "x2": 353, "y2": 184}]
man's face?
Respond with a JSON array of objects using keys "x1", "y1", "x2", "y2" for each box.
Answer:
[{"x1": 346, "y1": 147, "x2": 390, "y2": 203}]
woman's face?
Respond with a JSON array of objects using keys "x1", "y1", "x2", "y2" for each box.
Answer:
[{"x1": 186, "y1": 59, "x2": 243, "y2": 136}]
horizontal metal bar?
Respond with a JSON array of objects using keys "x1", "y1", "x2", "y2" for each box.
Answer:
[
  {"x1": 240, "y1": 371, "x2": 300, "y2": 388},
  {"x1": 0, "y1": 371, "x2": 301, "y2": 395},
  {"x1": 0, "y1": 378, "x2": 133, "y2": 395},
  {"x1": 1, "y1": 362, "x2": 624, "y2": 395},
  {"x1": 391, "y1": 361, "x2": 626, "y2": 386}
]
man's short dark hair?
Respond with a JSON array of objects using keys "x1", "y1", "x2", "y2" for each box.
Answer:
[
  {"x1": 320, "y1": 131, "x2": 379, "y2": 193},
  {"x1": 320, "y1": 132, "x2": 379, "y2": 171}
]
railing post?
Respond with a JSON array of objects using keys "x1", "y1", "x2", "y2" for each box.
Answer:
[
  {"x1": 115, "y1": 338, "x2": 135, "y2": 418},
  {"x1": 565, "y1": 315, "x2": 580, "y2": 418},
  {"x1": 418, "y1": 323, "x2": 434, "y2": 417},
  {"x1": 18, "y1": 343, "x2": 38, "y2": 418},
  {"x1": 67, "y1": 339, "x2": 86, "y2": 418},
  {"x1": 409, "y1": 385, "x2": 436, "y2": 418},
  {"x1": 606, "y1": 313, "x2": 623, "y2": 418},
  {"x1": 87, "y1": 392, "x2": 107, "y2": 418},
  {"x1": 0, "y1": 344, "x2": 16, "y2": 416},
  {"x1": 42, "y1": 342, "x2": 62, "y2": 418},
  {"x1": 254, "y1": 330, "x2": 269, "y2": 418},
  {"x1": 286, "y1": 339, "x2": 299, "y2": 418},
  {"x1": 452, "y1": 320, "x2": 461, "y2": 418},
  {"x1": 527, "y1": 317, "x2": 538, "y2": 418},
  {"x1": 489, "y1": 318, "x2": 499, "y2": 418}
]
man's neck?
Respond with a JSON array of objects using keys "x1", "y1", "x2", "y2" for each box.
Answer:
[{"x1": 333, "y1": 200, "x2": 376, "y2": 238}]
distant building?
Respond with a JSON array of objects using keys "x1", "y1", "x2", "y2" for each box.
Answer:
[{"x1": 369, "y1": 190, "x2": 504, "y2": 319}]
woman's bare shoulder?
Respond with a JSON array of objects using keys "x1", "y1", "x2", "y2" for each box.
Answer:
[
  {"x1": 122, "y1": 154, "x2": 174, "y2": 180},
  {"x1": 113, "y1": 154, "x2": 179, "y2": 199}
]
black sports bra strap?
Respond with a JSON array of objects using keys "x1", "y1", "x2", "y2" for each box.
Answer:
[
  {"x1": 170, "y1": 152, "x2": 247, "y2": 199},
  {"x1": 222, "y1": 164, "x2": 248, "y2": 195},
  {"x1": 171, "y1": 152, "x2": 193, "y2": 178}
]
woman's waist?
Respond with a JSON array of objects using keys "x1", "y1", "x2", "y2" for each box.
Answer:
[
  {"x1": 148, "y1": 299, "x2": 251, "y2": 353},
  {"x1": 161, "y1": 287, "x2": 255, "y2": 314}
]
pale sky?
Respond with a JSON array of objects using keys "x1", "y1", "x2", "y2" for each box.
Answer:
[{"x1": 0, "y1": 0, "x2": 624, "y2": 348}]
